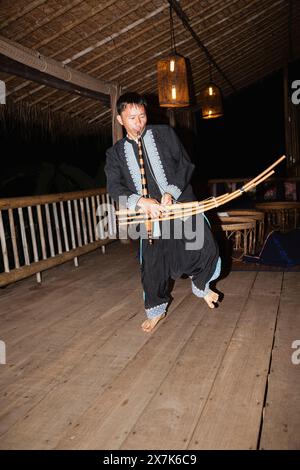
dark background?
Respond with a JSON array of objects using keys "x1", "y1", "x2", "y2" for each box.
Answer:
[{"x1": 1, "y1": 59, "x2": 299, "y2": 198}]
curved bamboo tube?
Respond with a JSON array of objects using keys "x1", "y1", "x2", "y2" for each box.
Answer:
[
  {"x1": 117, "y1": 192, "x2": 230, "y2": 217},
  {"x1": 117, "y1": 168, "x2": 277, "y2": 226},
  {"x1": 116, "y1": 155, "x2": 285, "y2": 220}
]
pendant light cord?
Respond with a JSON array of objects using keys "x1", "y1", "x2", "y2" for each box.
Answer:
[{"x1": 169, "y1": 5, "x2": 177, "y2": 55}]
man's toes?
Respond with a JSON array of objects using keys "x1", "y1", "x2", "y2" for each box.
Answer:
[
  {"x1": 204, "y1": 293, "x2": 217, "y2": 308},
  {"x1": 141, "y1": 318, "x2": 156, "y2": 332},
  {"x1": 141, "y1": 320, "x2": 151, "y2": 332},
  {"x1": 207, "y1": 290, "x2": 219, "y2": 303},
  {"x1": 141, "y1": 314, "x2": 165, "y2": 332}
]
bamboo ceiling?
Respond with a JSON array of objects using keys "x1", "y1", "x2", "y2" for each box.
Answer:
[{"x1": 0, "y1": 0, "x2": 300, "y2": 129}]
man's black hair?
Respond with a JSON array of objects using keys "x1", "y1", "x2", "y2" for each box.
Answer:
[{"x1": 116, "y1": 92, "x2": 147, "y2": 115}]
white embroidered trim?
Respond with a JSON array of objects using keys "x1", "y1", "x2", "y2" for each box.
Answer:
[
  {"x1": 191, "y1": 281, "x2": 209, "y2": 298},
  {"x1": 124, "y1": 130, "x2": 181, "y2": 203},
  {"x1": 165, "y1": 184, "x2": 181, "y2": 200},
  {"x1": 127, "y1": 194, "x2": 142, "y2": 211},
  {"x1": 191, "y1": 257, "x2": 221, "y2": 298},
  {"x1": 143, "y1": 129, "x2": 168, "y2": 196},
  {"x1": 124, "y1": 140, "x2": 142, "y2": 195},
  {"x1": 145, "y1": 302, "x2": 168, "y2": 319}
]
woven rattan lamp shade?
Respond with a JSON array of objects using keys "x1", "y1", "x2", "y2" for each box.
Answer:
[
  {"x1": 201, "y1": 83, "x2": 223, "y2": 119},
  {"x1": 157, "y1": 54, "x2": 189, "y2": 107}
]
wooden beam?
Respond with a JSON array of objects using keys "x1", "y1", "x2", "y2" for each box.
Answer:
[
  {"x1": 3, "y1": 1, "x2": 169, "y2": 97},
  {"x1": 37, "y1": 0, "x2": 280, "y2": 115},
  {"x1": 0, "y1": 54, "x2": 110, "y2": 105},
  {"x1": 168, "y1": 109, "x2": 176, "y2": 128},
  {"x1": 0, "y1": 36, "x2": 115, "y2": 105},
  {"x1": 3, "y1": 0, "x2": 199, "y2": 97},
  {"x1": 4, "y1": 0, "x2": 249, "y2": 105},
  {"x1": 110, "y1": 84, "x2": 123, "y2": 144},
  {"x1": 284, "y1": 64, "x2": 300, "y2": 175}
]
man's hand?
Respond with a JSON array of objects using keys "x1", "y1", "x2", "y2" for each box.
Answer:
[
  {"x1": 137, "y1": 197, "x2": 167, "y2": 218},
  {"x1": 161, "y1": 193, "x2": 173, "y2": 206}
]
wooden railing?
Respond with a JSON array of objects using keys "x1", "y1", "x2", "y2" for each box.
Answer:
[{"x1": 0, "y1": 188, "x2": 117, "y2": 287}]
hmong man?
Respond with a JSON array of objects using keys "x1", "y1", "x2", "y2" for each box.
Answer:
[{"x1": 105, "y1": 92, "x2": 221, "y2": 332}]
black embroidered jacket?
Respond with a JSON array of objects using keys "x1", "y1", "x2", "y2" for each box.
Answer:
[{"x1": 104, "y1": 124, "x2": 195, "y2": 210}]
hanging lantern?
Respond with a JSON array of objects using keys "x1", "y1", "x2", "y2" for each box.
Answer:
[
  {"x1": 201, "y1": 82, "x2": 223, "y2": 119},
  {"x1": 157, "y1": 54, "x2": 189, "y2": 107},
  {"x1": 156, "y1": 6, "x2": 189, "y2": 108}
]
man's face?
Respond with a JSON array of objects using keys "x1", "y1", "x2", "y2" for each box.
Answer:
[{"x1": 117, "y1": 104, "x2": 147, "y2": 139}]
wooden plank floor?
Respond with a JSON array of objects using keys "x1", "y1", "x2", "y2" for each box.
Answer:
[
  {"x1": 260, "y1": 273, "x2": 300, "y2": 449},
  {"x1": 0, "y1": 241, "x2": 300, "y2": 450}
]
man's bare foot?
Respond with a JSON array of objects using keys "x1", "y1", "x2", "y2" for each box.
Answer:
[
  {"x1": 203, "y1": 289, "x2": 219, "y2": 308},
  {"x1": 141, "y1": 313, "x2": 166, "y2": 332}
]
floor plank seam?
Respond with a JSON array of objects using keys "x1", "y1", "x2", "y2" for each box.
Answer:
[
  {"x1": 117, "y1": 298, "x2": 212, "y2": 450},
  {"x1": 51, "y1": 294, "x2": 194, "y2": 448},
  {"x1": 2, "y1": 242, "x2": 295, "y2": 450},
  {"x1": 186, "y1": 271, "x2": 258, "y2": 449},
  {"x1": 256, "y1": 273, "x2": 284, "y2": 450},
  {"x1": 0, "y1": 303, "x2": 145, "y2": 437}
]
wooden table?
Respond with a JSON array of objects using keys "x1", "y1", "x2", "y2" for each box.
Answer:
[
  {"x1": 218, "y1": 209, "x2": 265, "y2": 249},
  {"x1": 213, "y1": 217, "x2": 256, "y2": 260}
]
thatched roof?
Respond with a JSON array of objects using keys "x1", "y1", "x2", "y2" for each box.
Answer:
[{"x1": 0, "y1": 0, "x2": 300, "y2": 129}]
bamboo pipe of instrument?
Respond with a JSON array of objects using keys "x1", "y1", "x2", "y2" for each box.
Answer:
[
  {"x1": 118, "y1": 170, "x2": 275, "y2": 226},
  {"x1": 196, "y1": 169, "x2": 275, "y2": 213},
  {"x1": 221, "y1": 170, "x2": 275, "y2": 205},
  {"x1": 116, "y1": 192, "x2": 230, "y2": 217},
  {"x1": 117, "y1": 153, "x2": 285, "y2": 225},
  {"x1": 242, "y1": 155, "x2": 286, "y2": 191},
  {"x1": 119, "y1": 206, "x2": 201, "y2": 226},
  {"x1": 119, "y1": 170, "x2": 274, "y2": 226},
  {"x1": 119, "y1": 198, "x2": 232, "y2": 225},
  {"x1": 117, "y1": 155, "x2": 286, "y2": 218},
  {"x1": 117, "y1": 193, "x2": 232, "y2": 226},
  {"x1": 117, "y1": 194, "x2": 230, "y2": 223},
  {"x1": 197, "y1": 170, "x2": 274, "y2": 211},
  {"x1": 116, "y1": 155, "x2": 286, "y2": 219}
]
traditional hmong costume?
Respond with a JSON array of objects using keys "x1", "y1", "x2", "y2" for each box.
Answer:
[{"x1": 105, "y1": 125, "x2": 220, "y2": 319}]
